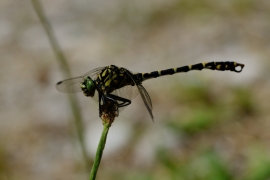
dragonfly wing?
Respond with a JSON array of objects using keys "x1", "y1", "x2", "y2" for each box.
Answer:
[
  {"x1": 82, "y1": 67, "x2": 105, "y2": 80},
  {"x1": 109, "y1": 85, "x2": 139, "y2": 113},
  {"x1": 56, "y1": 67, "x2": 105, "y2": 93},
  {"x1": 124, "y1": 70, "x2": 154, "y2": 120},
  {"x1": 137, "y1": 84, "x2": 154, "y2": 120},
  {"x1": 111, "y1": 85, "x2": 139, "y2": 101},
  {"x1": 56, "y1": 76, "x2": 84, "y2": 93}
]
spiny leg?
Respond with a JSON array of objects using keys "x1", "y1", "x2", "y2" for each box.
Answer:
[
  {"x1": 99, "y1": 93, "x2": 119, "y2": 118},
  {"x1": 106, "y1": 94, "x2": 131, "y2": 108},
  {"x1": 98, "y1": 92, "x2": 103, "y2": 117},
  {"x1": 98, "y1": 93, "x2": 131, "y2": 117}
]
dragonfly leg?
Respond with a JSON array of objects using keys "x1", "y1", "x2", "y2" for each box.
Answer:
[
  {"x1": 106, "y1": 94, "x2": 131, "y2": 108},
  {"x1": 99, "y1": 93, "x2": 117, "y2": 116},
  {"x1": 99, "y1": 93, "x2": 119, "y2": 118},
  {"x1": 98, "y1": 93, "x2": 103, "y2": 117}
]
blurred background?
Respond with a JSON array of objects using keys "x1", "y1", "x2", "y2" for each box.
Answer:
[{"x1": 1, "y1": 0, "x2": 270, "y2": 179}]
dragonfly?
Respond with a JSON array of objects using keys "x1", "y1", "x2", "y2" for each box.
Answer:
[{"x1": 56, "y1": 61, "x2": 244, "y2": 121}]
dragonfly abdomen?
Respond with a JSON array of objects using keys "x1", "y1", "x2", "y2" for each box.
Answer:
[{"x1": 138, "y1": 61, "x2": 244, "y2": 81}]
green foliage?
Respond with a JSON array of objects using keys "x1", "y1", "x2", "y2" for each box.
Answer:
[
  {"x1": 156, "y1": 148, "x2": 232, "y2": 180},
  {"x1": 167, "y1": 84, "x2": 224, "y2": 135},
  {"x1": 231, "y1": 87, "x2": 256, "y2": 116},
  {"x1": 247, "y1": 162, "x2": 270, "y2": 180},
  {"x1": 244, "y1": 146, "x2": 270, "y2": 180},
  {"x1": 168, "y1": 107, "x2": 220, "y2": 135}
]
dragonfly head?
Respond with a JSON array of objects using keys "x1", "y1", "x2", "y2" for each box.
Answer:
[{"x1": 80, "y1": 76, "x2": 96, "y2": 97}]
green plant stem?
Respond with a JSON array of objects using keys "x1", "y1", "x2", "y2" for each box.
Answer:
[
  {"x1": 31, "y1": 0, "x2": 90, "y2": 169},
  {"x1": 89, "y1": 122, "x2": 111, "y2": 180}
]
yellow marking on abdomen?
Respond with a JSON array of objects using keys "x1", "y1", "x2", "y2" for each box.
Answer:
[
  {"x1": 216, "y1": 65, "x2": 221, "y2": 69},
  {"x1": 142, "y1": 73, "x2": 145, "y2": 79}
]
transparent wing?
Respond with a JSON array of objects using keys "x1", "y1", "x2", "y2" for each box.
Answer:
[
  {"x1": 82, "y1": 67, "x2": 106, "y2": 79},
  {"x1": 111, "y1": 85, "x2": 139, "y2": 101},
  {"x1": 137, "y1": 84, "x2": 154, "y2": 120},
  {"x1": 56, "y1": 67, "x2": 105, "y2": 93},
  {"x1": 109, "y1": 85, "x2": 139, "y2": 112},
  {"x1": 56, "y1": 76, "x2": 84, "y2": 93},
  {"x1": 124, "y1": 70, "x2": 154, "y2": 120},
  {"x1": 110, "y1": 68, "x2": 139, "y2": 101}
]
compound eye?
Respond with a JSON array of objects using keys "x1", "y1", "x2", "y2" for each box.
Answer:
[{"x1": 80, "y1": 77, "x2": 96, "y2": 97}]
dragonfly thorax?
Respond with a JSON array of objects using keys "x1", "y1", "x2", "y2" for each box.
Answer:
[
  {"x1": 80, "y1": 76, "x2": 96, "y2": 97},
  {"x1": 95, "y1": 65, "x2": 136, "y2": 94}
]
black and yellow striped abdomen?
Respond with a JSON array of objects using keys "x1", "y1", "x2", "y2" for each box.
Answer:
[{"x1": 135, "y1": 61, "x2": 244, "y2": 81}]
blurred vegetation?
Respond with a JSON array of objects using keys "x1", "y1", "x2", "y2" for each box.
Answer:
[
  {"x1": 86, "y1": 82, "x2": 267, "y2": 180},
  {"x1": 0, "y1": 144, "x2": 10, "y2": 180},
  {"x1": 31, "y1": 0, "x2": 90, "y2": 170},
  {"x1": 156, "y1": 149, "x2": 233, "y2": 180},
  {"x1": 1, "y1": 0, "x2": 270, "y2": 179}
]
